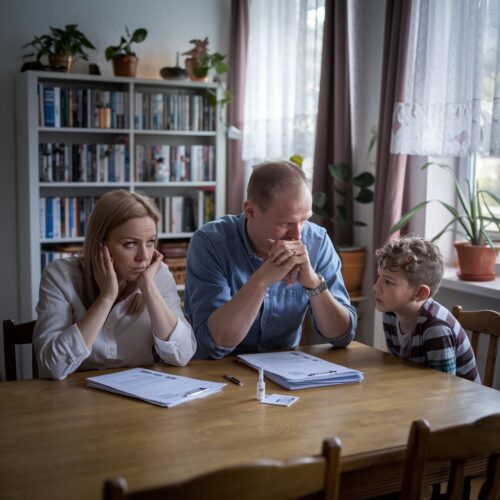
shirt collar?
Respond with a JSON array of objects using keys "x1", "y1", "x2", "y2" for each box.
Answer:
[{"x1": 237, "y1": 214, "x2": 263, "y2": 262}]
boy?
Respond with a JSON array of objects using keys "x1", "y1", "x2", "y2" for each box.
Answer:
[{"x1": 374, "y1": 236, "x2": 480, "y2": 383}]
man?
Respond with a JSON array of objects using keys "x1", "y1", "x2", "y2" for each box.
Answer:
[{"x1": 185, "y1": 161, "x2": 356, "y2": 359}]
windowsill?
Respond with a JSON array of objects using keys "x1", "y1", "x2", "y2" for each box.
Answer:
[{"x1": 441, "y1": 266, "x2": 500, "y2": 300}]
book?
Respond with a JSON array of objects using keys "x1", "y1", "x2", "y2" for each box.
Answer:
[
  {"x1": 238, "y1": 351, "x2": 364, "y2": 390},
  {"x1": 86, "y1": 367, "x2": 226, "y2": 408}
]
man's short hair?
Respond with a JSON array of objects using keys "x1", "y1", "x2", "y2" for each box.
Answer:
[
  {"x1": 375, "y1": 236, "x2": 444, "y2": 296},
  {"x1": 247, "y1": 161, "x2": 308, "y2": 212}
]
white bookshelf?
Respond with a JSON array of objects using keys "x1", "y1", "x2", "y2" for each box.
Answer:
[{"x1": 16, "y1": 71, "x2": 226, "y2": 321}]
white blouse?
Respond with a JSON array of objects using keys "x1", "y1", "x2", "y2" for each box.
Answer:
[{"x1": 33, "y1": 257, "x2": 196, "y2": 380}]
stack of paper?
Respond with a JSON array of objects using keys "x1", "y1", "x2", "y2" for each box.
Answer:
[
  {"x1": 238, "y1": 351, "x2": 364, "y2": 390},
  {"x1": 86, "y1": 368, "x2": 225, "y2": 408}
]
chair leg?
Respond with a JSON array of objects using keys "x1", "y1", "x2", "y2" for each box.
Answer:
[
  {"x1": 431, "y1": 482, "x2": 441, "y2": 499},
  {"x1": 461, "y1": 476, "x2": 471, "y2": 500}
]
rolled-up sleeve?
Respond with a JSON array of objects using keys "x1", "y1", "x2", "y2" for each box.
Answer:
[
  {"x1": 311, "y1": 234, "x2": 357, "y2": 347},
  {"x1": 34, "y1": 263, "x2": 91, "y2": 380},
  {"x1": 184, "y1": 231, "x2": 235, "y2": 359},
  {"x1": 153, "y1": 264, "x2": 197, "y2": 365}
]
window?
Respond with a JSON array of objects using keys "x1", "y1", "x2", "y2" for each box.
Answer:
[{"x1": 475, "y1": 155, "x2": 500, "y2": 238}]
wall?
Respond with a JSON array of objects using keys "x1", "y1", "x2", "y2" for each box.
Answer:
[
  {"x1": 348, "y1": 0, "x2": 386, "y2": 346},
  {"x1": 0, "y1": 0, "x2": 231, "y2": 374}
]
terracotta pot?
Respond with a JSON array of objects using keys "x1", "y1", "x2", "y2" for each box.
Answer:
[
  {"x1": 48, "y1": 53, "x2": 73, "y2": 73},
  {"x1": 454, "y1": 241, "x2": 499, "y2": 281},
  {"x1": 112, "y1": 55, "x2": 138, "y2": 77},
  {"x1": 339, "y1": 246, "x2": 367, "y2": 298},
  {"x1": 185, "y1": 58, "x2": 208, "y2": 82}
]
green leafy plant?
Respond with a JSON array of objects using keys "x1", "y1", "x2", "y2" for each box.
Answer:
[
  {"x1": 23, "y1": 24, "x2": 95, "y2": 62},
  {"x1": 313, "y1": 163, "x2": 375, "y2": 228},
  {"x1": 182, "y1": 38, "x2": 232, "y2": 107},
  {"x1": 105, "y1": 27, "x2": 148, "y2": 60},
  {"x1": 390, "y1": 162, "x2": 500, "y2": 247}
]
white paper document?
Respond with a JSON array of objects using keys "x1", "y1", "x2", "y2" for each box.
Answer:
[
  {"x1": 86, "y1": 368, "x2": 226, "y2": 408},
  {"x1": 262, "y1": 394, "x2": 299, "y2": 407},
  {"x1": 238, "y1": 351, "x2": 364, "y2": 390}
]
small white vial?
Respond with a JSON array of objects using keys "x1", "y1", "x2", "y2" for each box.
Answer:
[{"x1": 256, "y1": 368, "x2": 265, "y2": 401}]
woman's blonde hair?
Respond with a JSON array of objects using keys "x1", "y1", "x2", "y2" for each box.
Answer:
[{"x1": 81, "y1": 190, "x2": 160, "y2": 311}]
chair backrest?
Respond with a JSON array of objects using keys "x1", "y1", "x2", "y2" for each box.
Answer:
[
  {"x1": 452, "y1": 305, "x2": 500, "y2": 387},
  {"x1": 400, "y1": 414, "x2": 500, "y2": 500},
  {"x1": 103, "y1": 437, "x2": 342, "y2": 500},
  {"x1": 2, "y1": 319, "x2": 37, "y2": 381}
]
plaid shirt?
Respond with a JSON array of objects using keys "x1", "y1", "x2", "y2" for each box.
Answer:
[{"x1": 383, "y1": 298, "x2": 481, "y2": 383}]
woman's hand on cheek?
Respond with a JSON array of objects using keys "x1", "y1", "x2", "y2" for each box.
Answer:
[
  {"x1": 96, "y1": 243, "x2": 119, "y2": 302},
  {"x1": 138, "y1": 249, "x2": 163, "y2": 287}
]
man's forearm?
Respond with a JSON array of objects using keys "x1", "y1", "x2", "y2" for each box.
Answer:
[
  {"x1": 207, "y1": 271, "x2": 269, "y2": 348},
  {"x1": 309, "y1": 291, "x2": 352, "y2": 339}
]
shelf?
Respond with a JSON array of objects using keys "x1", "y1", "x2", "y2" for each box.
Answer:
[{"x1": 16, "y1": 71, "x2": 226, "y2": 320}]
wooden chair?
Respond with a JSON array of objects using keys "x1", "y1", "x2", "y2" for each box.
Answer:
[
  {"x1": 452, "y1": 305, "x2": 500, "y2": 388},
  {"x1": 2, "y1": 319, "x2": 37, "y2": 381},
  {"x1": 103, "y1": 437, "x2": 342, "y2": 500},
  {"x1": 399, "y1": 414, "x2": 500, "y2": 500}
]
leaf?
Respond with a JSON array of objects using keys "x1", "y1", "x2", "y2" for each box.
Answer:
[
  {"x1": 313, "y1": 191, "x2": 326, "y2": 208},
  {"x1": 336, "y1": 205, "x2": 347, "y2": 225},
  {"x1": 355, "y1": 188, "x2": 374, "y2": 204},
  {"x1": 329, "y1": 163, "x2": 351, "y2": 182},
  {"x1": 353, "y1": 172, "x2": 375, "y2": 188},
  {"x1": 131, "y1": 28, "x2": 148, "y2": 44},
  {"x1": 390, "y1": 200, "x2": 430, "y2": 233}
]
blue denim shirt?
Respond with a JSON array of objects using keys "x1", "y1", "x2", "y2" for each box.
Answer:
[{"x1": 184, "y1": 214, "x2": 356, "y2": 359}]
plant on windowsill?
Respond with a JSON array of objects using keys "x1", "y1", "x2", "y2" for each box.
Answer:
[
  {"x1": 390, "y1": 162, "x2": 500, "y2": 281},
  {"x1": 290, "y1": 154, "x2": 375, "y2": 298},
  {"x1": 21, "y1": 24, "x2": 95, "y2": 73},
  {"x1": 182, "y1": 37, "x2": 232, "y2": 108},
  {"x1": 105, "y1": 27, "x2": 148, "y2": 78}
]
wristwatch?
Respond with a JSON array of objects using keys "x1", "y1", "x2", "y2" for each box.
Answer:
[{"x1": 304, "y1": 274, "x2": 328, "y2": 297}]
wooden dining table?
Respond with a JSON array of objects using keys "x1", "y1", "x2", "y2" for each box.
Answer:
[{"x1": 1, "y1": 341, "x2": 499, "y2": 499}]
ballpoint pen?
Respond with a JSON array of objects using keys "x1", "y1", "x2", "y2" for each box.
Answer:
[
  {"x1": 223, "y1": 374, "x2": 243, "y2": 386},
  {"x1": 183, "y1": 387, "x2": 209, "y2": 398},
  {"x1": 307, "y1": 370, "x2": 338, "y2": 377}
]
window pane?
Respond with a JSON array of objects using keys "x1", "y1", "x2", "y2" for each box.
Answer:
[{"x1": 476, "y1": 155, "x2": 500, "y2": 238}]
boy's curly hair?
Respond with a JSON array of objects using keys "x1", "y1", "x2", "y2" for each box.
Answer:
[{"x1": 375, "y1": 236, "x2": 444, "y2": 297}]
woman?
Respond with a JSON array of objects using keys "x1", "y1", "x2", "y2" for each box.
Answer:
[{"x1": 34, "y1": 190, "x2": 196, "y2": 379}]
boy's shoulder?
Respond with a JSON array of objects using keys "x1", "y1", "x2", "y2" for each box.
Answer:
[{"x1": 419, "y1": 299, "x2": 454, "y2": 326}]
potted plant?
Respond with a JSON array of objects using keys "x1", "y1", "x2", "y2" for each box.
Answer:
[
  {"x1": 182, "y1": 38, "x2": 232, "y2": 107},
  {"x1": 289, "y1": 155, "x2": 375, "y2": 297},
  {"x1": 391, "y1": 162, "x2": 500, "y2": 281},
  {"x1": 313, "y1": 162, "x2": 375, "y2": 297},
  {"x1": 22, "y1": 24, "x2": 95, "y2": 73},
  {"x1": 105, "y1": 27, "x2": 148, "y2": 77}
]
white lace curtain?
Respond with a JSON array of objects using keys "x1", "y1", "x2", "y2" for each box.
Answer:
[
  {"x1": 242, "y1": 0, "x2": 325, "y2": 174},
  {"x1": 391, "y1": 0, "x2": 500, "y2": 157}
]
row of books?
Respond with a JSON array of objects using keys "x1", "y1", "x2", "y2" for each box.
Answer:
[
  {"x1": 41, "y1": 245, "x2": 82, "y2": 271},
  {"x1": 134, "y1": 92, "x2": 216, "y2": 131},
  {"x1": 38, "y1": 84, "x2": 129, "y2": 129},
  {"x1": 153, "y1": 191, "x2": 215, "y2": 233},
  {"x1": 39, "y1": 143, "x2": 129, "y2": 183},
  {"x1": 40, "y1": 196, "x2": 98, "y2": 239},
  {"x1": 135, "y1": 144, "x2": 215, "y2": 182},
  {"x1": 40, "y1": 192, "x2": 215, "y2": 240}
]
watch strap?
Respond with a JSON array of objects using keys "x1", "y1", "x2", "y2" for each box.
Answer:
[{"x1": 304, "y1": 274, "x2": 328, "y2": 297}]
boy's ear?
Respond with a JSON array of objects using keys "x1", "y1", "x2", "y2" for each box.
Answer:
[{"x1": 414, "y1": 284, "x2": 431, "y2": 301}]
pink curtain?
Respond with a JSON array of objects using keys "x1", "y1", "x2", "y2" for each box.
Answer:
[
  {"x1": 225, "y1": 0, "x2": 249, "y2": 215},
  {"x1": 372, "y1": 0, "x2": 412, "y2": 261},
  {"x1": 312, "y1": 0, "x2": 352, "y2": 245}
]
